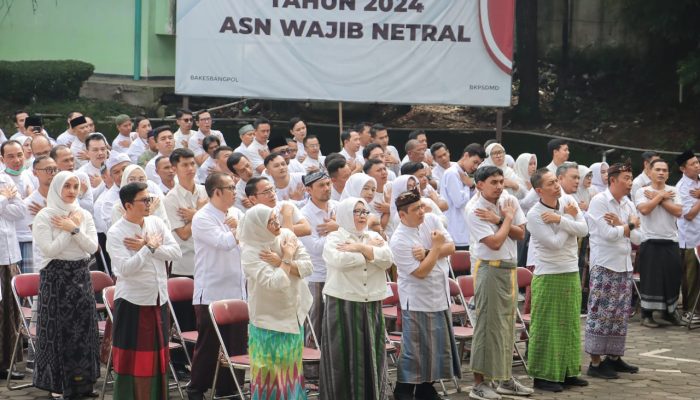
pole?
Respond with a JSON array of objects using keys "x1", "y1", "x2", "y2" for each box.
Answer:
[
  {"x1": 496, "y1": 109, "x2": 503, "y2": 142},
  {"x1": 338, "y1": 102, "x2": 344, "y2": 147},
  {"x1": 182, "y1": 96, "x2": 190, "y2": 110},
  {"x1": 133, "y1": 0, "x2": 142, "y2": 81}
]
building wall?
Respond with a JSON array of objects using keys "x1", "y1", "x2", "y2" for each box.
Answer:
[{"x1": 0, "y1": 0, "x2": 175, "y2": 78}]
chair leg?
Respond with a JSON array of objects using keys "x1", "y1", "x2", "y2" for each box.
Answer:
[
  {"x1": 439, "y1": 379, "x2": 448, "y2": 396},
  {"x1": 228, "y1": 365, "x2": 245, "y2": 400},
  {"x1": 100, "y1": 347, "x2": 113, "y2": 400},
  {"x1": 6, "y1": 332, "x2": 21, "y2": 389},
  {"x1": 169, "y1": 361, "x2": 185, "y2": 400},
  {"x1": 210, "y1": 359, "x2": 221, "y2": 400}
]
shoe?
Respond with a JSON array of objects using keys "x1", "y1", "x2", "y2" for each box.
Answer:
[
  {"x1": 186, "y1": 387, "x2": 205, "y2": 400},
  {"x1": 533, "y1": 378, "x2": 563, "y2": 392},
  {"x1": 80, "y1": 391, "x2": 100, "y2": 398},
  {"x1": 563, "y1": 376, "x2": 589, "y2": 387},
  {"x1": 496, "y1": 377, "x2": 534, "y2": 396},
  {"x1": 393, "y1": 382, "x2": 416, "y2": 400},
  {"x1": 0, "y1": 370, "x2": 25, "y2": 380},
  {"x1": 641, "y1": 317, "x2": 660, "y2": 328},
  {"x1": 603, "y1": 357, "x2": 639, "y2": 374},
  {"x1": 469, "y1": 382, "x2": 502, "y2": 400},
  {"x1": 586, "y1": 362, "x2": 619, "y2": 379},
  {"x1": 414, "y1": 382, "x2": 444, "y2": 400},
  {"x1": 663, "y1": 312, "x2": 682, "y2": 326}
]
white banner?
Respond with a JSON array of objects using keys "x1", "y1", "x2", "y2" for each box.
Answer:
[{"x1": 175, "y1": 0, "x2": 515, "y2": 106}]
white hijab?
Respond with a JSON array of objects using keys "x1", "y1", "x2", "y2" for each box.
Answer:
[
  {"x1": 482, "y1": 143, "x2": 519, "y2": 194},
  {"x1": 340, "y1": 174, "x2": 376, "y2": 202},
  {"x1": 574, "y1": 165, "x2": 593, "y2": 204},
  {"x1": 590, "y1": 162, "x2": 609, "y2": 193},
  {"x1": 45, "y1": 171, "x2": 81, "y2": 217},
  {"x1": 238, "y1": 204, "x2": 279, "y2": 252},
  {"x1": 514, "y1": 153, "x2": 536, "y2": 190},
  {"x1": 112, "y1": 164, "x2": 167, "y2": 224},
  {"x1": 336, "y1": 197, "x2": 369, "y2": 237},
  {"x1": 389, "y1": 175, "x2": 418, "y2": 218}
]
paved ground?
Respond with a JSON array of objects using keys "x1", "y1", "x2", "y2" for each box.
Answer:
[{"x1": 1, "y1": 314, "x2": 699, "y2": 399}]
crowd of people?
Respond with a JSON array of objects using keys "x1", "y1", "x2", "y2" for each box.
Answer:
[{"x1": 0, "y1": 108, "x2": 698, "y2": 400}]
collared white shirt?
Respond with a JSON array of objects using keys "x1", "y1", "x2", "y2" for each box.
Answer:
[
  {"x1": 127, "y1": 137, "x2": 148, "y2": 165},
  {"x1": 587, "y1": 189, "x2": 641, "y2": 272},
  {"x1": 295, "y1": 140, "x2": 306, "y2": 161},
  {"x1": 93, "y1": 185, "x2": 120, "y2": 233},
  {"x1": 74, "y1": 170, "x2": 95, "y2": 214},
  {"x1": 164, "y1": 182, "x2": 208, "y2": 276},
  {"x1": 145, "y1": 152, "x2": 167, "y2": 186},
  {"x1": 111, "y1": 132, "x2": 138, "y2": 154},
  {"x1": 526, "y1": 195, "x2": 588, "y2": 275},
  {"x1": 390, "y1": 213, "x2": 452, "y2": 312},
  {"x1": 107, "y1": 215, "x2": 181, "y2": 305},
  {"x1": 331, "y1": 185, "x2": 342, "y2": 202},
  {"x1": 25, "y1": 191, "x2": 47, "y2": 270},
  {"x1": 288, "y1": 158, "x2": 305, "y2": 174},
  {"x1": 676, "y1": 174, "x2": 700, "y2": 248},
  {"x1": 432, "y1": 162, "x2": 457, "y2": 193},
  {"x1": 635, "y1": 185, "x2": 681, "y2": 242},
  {"x1": 56, "y1": 130, "x2": 76, "y2": 147},
  {"x1": 468, "y1": 192, "x2": 526, "y2": 262},
  {"x1": 339, "y1": 148, "x2": 364, "y2": 166},
  {"x1": 196, "y1": 157, "x2": 216, "y2": 185},
  {"x1": 301, "y1": 155, "x2": 326, "y2": 173},
  {"x1": 188, "y1": 130, "x2": 226, "y2": 157},
  {"x1": 275, "y1": 173, "x2": 306, "y2": 204},
  {"x1": 299, "y1": 199, "x2": 338, "y2": 283},
  {"x1": 386, "y1": 145, "x2": 401, "y2": 176},
  {"x1": 234, "y1": 178, "x2": 248, "y2": 213},
  {"x1": 7, "y1": 172, "x2": 33, "y2": 243},
  {"x1": 70, "y1": 139, "x2": 88, "y2": 168},
  {"x1": 33, "y1": 207, "x2": 98, "y2": 270},
  {"x1": 192, "y1": 203, "x2": 246, "y2": 305},
  {"x1": 631, "y1": 172, "x2": 652, "y2": 203},
  {"x1": 441, "y1": 163, "x2": 473, "y2": 246},
  {"x1": 20, "y1": 168, "x2": 38, "y2": 191},
  {"x1": 545, "y1": 161, "x2": 559, "y2": 174},
  {"x1": 174, "y1": 128, "x2": 193, "y2": 149},
  {"x1": 77, "y1": 161, "x2": 106, "y2": 200},
  {"x1": 244, "y1": 139, "x2": 268, "y2": 176},
  {"x1": 233, "y1": 143, "x2": 247, "y2": 155},
  {"x1": 0, "y1": 174, "x2": 25, "y2": 264}
]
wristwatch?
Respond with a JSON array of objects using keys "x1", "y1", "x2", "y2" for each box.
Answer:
[
  {"x1": 282, "y1": 258, "x2": 292, "y2": 265},
  {"x1": 497, "y1": 216, "x2": 505, "y2": 226},
  {"x1": 627, "y1": 222, "x2": 636, "y2": 231},
  {"x1": 146, "y1": 244, "x2": 157, "y2": 254},
  {"x1": 70, "y1": 227, "x2": 80, "y2": 235}
]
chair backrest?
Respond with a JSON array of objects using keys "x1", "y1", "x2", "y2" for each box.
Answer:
[
  {"x1": 457, "y1": 275, "x2": 475, "y2": 299},
  {"x1": 383, "y1": 282, "x2": 399, "y2": 306},
  {"x1": 450, "y1": 250, "x2": 471, "y2": 274},
  {"x1": 209, "y1": 299, "x2": 249, "y2": 327},
  {"x1": 448, "y1": 278, "x2": 461, "y2": 297},
  {"x1": 695, "y1": 245, "x2": 700, "y2": 263},
  {"x1": 90, "y1": 271, "x2": 114, "y2": 294},
  {"x1": 13, "y1": 273, "x2": 40, "y2": 298},
  {"x1": 103, "y1": 286, "x2": 116, "y2": 320},
  {"x1": 167, "y1": 277, "x2": 195, "y2": 303},
  {"x1": 516, "y1": 267, "x2": 533, "y2": 289}
]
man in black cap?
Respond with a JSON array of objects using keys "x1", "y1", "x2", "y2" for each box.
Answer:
[
  {"x1": 23, "y1": 115, "x2": 56, "y2": 146},
  {"x1": 267, "y1": 134, "x2": 305, "y2": 174},
  {"x1": 675, "y1": 149, "x2": 700, "y2": 323},
  {"x1": 68, "y1": 115, "x2": 92, "y2": 168}
]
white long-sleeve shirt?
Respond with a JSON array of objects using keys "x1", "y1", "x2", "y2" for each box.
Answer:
[
  {"x1": 299, "y1": 199, "x2": 338, "y2": 283},
  {"x1": 587, "y1": 189, "x2": 641, "y2": 272},
  {"x1": 191, "y1": 203, "x2": 246, "y2": 305},
  {"x1": 127, "y1": 137, "x2": 149, "y2": 165},
  {"x1": 244, "y1": 139, "x2": 268, "y2": 176},
  {"x1": 440, "y1": 163, "x2": 473, "y2": 246},
  {"x1": 526, "y1": 195, "x2": 589, "y2": 275},
  {"x1": 0, "y1": 175, "x2": 25, "y2": 264},
  {"x1": 93, "y1": 186, "x2": 120, "y2": 234},
  {"x1": 145, "y1": 152, "x2": 167, "y2": 186},
  {"x1": 677, "y1": 174, "x2": 700, "y2": 249},
  {"x1": 107, "y1": 215, "x2": 181, "y2": 305},
  {"x1": 163, "y1": 182, "x2": 208, "y2": 276},
  {"x1": 33, "y1": 208, "x2": 98, "y2": 270},
  {"x1": 188, "y1": 130, "x2": 226, "y2": 158},
  {"x1": 77, "y1": 161, "x2": 106, "y2": 200},
  {"x1": 25, "y1": 191, "x2": 47, "y2": 271}
]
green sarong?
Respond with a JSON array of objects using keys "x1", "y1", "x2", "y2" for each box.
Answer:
[{"x1": 528, "y1": 272, "x2": 582, "y2": 382}]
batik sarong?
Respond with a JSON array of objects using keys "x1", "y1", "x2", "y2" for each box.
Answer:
[
  {"x1": 584, "y1": 265, "x2": 632, "y2": 356},
  {"x1": 249, "y1": 324, "x2": 306, "y2": 400}
]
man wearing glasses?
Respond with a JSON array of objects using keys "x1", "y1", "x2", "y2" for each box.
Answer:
[
  {"x1": 24, "y1": 156, "x2": 58, "y2": 270},
  {"x1": 174, "y1": 108, "x2": 194, "y2": 149},
  {"x1": 188, "y1": 172, "x2": 246, "y2": 399},
  {"x1": 188, "y1": 110, "x2": 227, "y2": 166},
  {"x1": 245, "y1": 176, "x2": 311, "y2": 237}
]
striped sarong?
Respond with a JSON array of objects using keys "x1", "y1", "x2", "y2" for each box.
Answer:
[
  {"x1": 528, "y1": 272, "x2": 582, "y2": 382},
  {"x1": 112, "y1": 299, "x2": 169, "y2": 400},
  {"x1": 470, "y1": 260, "x2": 517, "y2": 381},
  {"x1": 319, "y1": 296, "x2": 389, "y2": 400},
  {"x1": 584, "y1": 266, "x2": 632, "y2": 356},
  {"x1": 249, "y1": 324, "x2": 306, "y2": 400},
  {"x1": 639, "y1": 240, "x2": 681, "y2": 313},
  {"x1": 396, "y1": 309, "x2": 461, "y2": 384},
  {"x1": 18, "y1": 241, "x2": 33, "y2": 273}
]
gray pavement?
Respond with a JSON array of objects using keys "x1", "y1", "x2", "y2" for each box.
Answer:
[{"x1": 1, "y1": 314, "x2": 699, "y2": 399}]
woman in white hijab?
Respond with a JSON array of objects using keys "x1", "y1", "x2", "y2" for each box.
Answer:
[
  {"x1": 482, "y1": 142, "x2": 522, "y2": 196},
  {"x1": 574, "y1": 164, "x2": 594, "y2": 210},
  {"x1": 110, "y1": 164, "x2": 169, "y2": 226},
  {"x1": 589, "y1": 162, "x2": 609, "y2": 194},
  {"x1": 319, "y1": 197, "x2": 393, "y2": 398},
  {"x1": 238, "y1": 204, "x2": 313, "y2": 399},
  {"x1": 513, "y1": 153, "x2": 537, "y2": 199},
  {"x1": 340, "y1": 173, "x2": 387, "y2": 234},
  {"x1": 32, "y1": 171, "x2": 100, "y2": 399}
]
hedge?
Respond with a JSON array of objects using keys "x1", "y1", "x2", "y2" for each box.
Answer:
[{"x1": 0, "y1": 60, "x2": 94, "y2": 103}]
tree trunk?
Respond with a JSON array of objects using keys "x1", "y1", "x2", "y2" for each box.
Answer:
[{"x1": 513, "y1": 0, "x2": 541, "y2": 123}]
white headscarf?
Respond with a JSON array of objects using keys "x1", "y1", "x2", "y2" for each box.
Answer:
[
  {"x1": 482, "y1": 143, "x2": 520, "y2": 194},
  {"x1": 590, "y1": 162, "x2": 609, "y2": 193},
  {"x1": 574, "y1": 165, "x2": 593, "y2": 204},
  {"x1": 336, "y1": 197, "x2": 369, "y2": 237},
  {"x1": 112, "y1": 164, "x2": 167, "y2": 224},
  {"x1": 237, "y1": 204, "x2": 278, "y2": 250},
  {"x1": 514, "y1": 153, "x2": 536, "y2": 190},
  {"x1": 389, "y1": 175, "x2": 418, "y2": 218},
  {"x1": 340, "y1": 174, "x2": 376, "y2": 202},
  {"x1": 45, "y1": 171, "x2": 81, "y2": 216}
]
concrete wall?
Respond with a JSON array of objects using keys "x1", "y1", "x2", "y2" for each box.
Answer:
[{"x1": 0, "y1": 0, "x2": 175, "y2": 78}]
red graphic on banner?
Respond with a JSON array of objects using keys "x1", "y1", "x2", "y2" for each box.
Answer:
[{"x1": 479, "y1": 0, "x2": 515, "y2": 74}]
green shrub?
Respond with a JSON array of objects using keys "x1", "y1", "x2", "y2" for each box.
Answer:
[{"x1": 0, "y1": 60, "x2": 94, "y2": 103}]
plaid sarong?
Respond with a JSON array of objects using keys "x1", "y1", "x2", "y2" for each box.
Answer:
[
  {"x1": 584, "y1": 266, "x2": 632, "y2": 356},
  {"x1": 319, "y1": 296, "x2": 389, "y2": 399},
  {"x1": 112, "y1": 299, "x2": 169, "y2": 400},
  {"x1": 528, "y1": 272, "x2": 582, "y2": 382}
]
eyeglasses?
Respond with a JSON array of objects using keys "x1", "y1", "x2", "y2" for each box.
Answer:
[
  {"x1": 306, "y1": 144, "x2": 320, "y2": 149},
  {"x1": 491, "y1": 150, "x2": 506, "y2": 156},
  {"x1": 36, "y1": 167, "x2": 58, "y2": 174},
  {"x1": 132, "y1": 196, "x2": 155, "y2": 205},
  {"x1": 352, "y1": 209, "x2": 371, "y2": 216},
  {"x1": 218, "y1": 185, "x2": 236, "y2": 192},
  {"x1": 256, "y1": 187, "x2": 276, "y2": 197},
  {"x1": 267, "y1": 216, "x2": 281, "y2": 227},
  {"x1": 197, "y1": 117, "x2": 212, "y2": 122},
  {"x1": 180, "y1": 118, "x2": 192, "y2": 123},
  {"x1": 278, "y1": 149, "x2": 291, "y2": 155}
]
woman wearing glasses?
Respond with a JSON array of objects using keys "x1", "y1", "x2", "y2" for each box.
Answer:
[
  {"x1": 32, "y1": 171, "x2": 100, "y2": 399},
  {"x1": 110, "y1": 164, "x2": 169, "y2": 227},
  {"x1": 319, "y1": 197, "x2": 393, "y2": 399},
  {"x1": 482, "y1": 142, "x2": 522, "y2": 196},
  {"x1": 238, "y1": 204, "x2": 313, "y2": 399}
]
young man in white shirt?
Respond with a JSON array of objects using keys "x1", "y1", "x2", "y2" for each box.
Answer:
[
  {"x1": 289, "y1": 117, "x2": 308, "y2": 161},
  {"x1": 363, "y1": 143, "x2": 397, "y2": 181},
  {"x1": 188, "y1": 172, "x2": 246, "y2": 399},
  {"x1": 301, "y1": 135, "x2": 326, "y2": 173},
  {"x1": 264, "y1": 153, "x2": 306, "y2": 204},
  {"x1": 78, "y1": 133, "x2": 109, "y2": 199},
  {"x1": 674, "y1": 150, "x2": 700, "y2": 320},
  {"x1": 155, "y1": 156, "x2": 176, "y2": 195},
  {"x1": 145, "y1": 126, "x2": 176, "y2": 186},
  {"x1": 339, "y1": 129, "x2": 364, "y2": 168},
  {"x1": 441, "y1": 143, "x2": 485, "y2": 251},
  {"x1": 233, "y1": 124, "x2": 255, "y2": 155},
  {"x1": 370, "y1": 124, "x2": 401, "y2": 176},
  {"x1": 389, "y1": 188, "x2": 459, "y2": 400},
  {"x1": 111, "y1": 114, "x2": 136, "y2": 154},
  {"x1": 526, "y1": 169, "x2": 589, "y2": 392},
  {"x1": 106, "y1": 181, "x2": 181, "y2": 398},
  {"x1": 188, "y1": 110, "x2": 227, "y2": 166},
  {"x1": 1, "y1": 140, "x2": 34, "y2": 274},
  {"x1": 245, "y1": 176, "x2": 311, "y2": 237},
  {"x1": 466, "y1": 165, "x2": 533, "y2": 400},
  {"x1": 545, "y1": 138, "x2": 570, "y2": 174},
  {"x1": 226, "y1": 153, "x2": 255, "y2": 213},
  {"x1": 631, "y1": 151, "x2": 660, "y2": 202},
  {"x1": 364, "y1": 159, "x2": 391, "y2": 229},
  {"x1": 585, "y1": 162, "x2": 641, "y2": 379},
  {"x1": 195, "y1": 135, "x2": 222, "y2": 185},
  {"x1": 174, "y1": 108, "x2": 194, "y2": 149},
  {"x1": 56, "y1": 111, "x2": 82, "y2": 147},
  {"x1": 326, "y1": 156, "x2": 352, "y2": 201},
  {"x1": 271, "y1": 136, "x2": 305, "y2": 174},
  {"x1": 430, "y1": 142, "x2": 457, "y2": 193},
  {"x1": 298, "y1": 172, "x2": 338, "y2": 357},
  {"x1": 23, "y1": 157, "x2": 58, "y2": 278},
  {"x1": 635, "y1": 158, "x2": 683, "y2": 327},
  {"x1": 243, "y1": 117, "x2": 271, "y2": 176},
  {"x1": 126, "y1": 117, "x2": 152, "y2": 165}
]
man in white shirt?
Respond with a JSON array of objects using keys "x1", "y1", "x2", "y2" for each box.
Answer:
[
  {"x1": 631, "y1": 151, "x2": 660, "y2": 202},
  {"x1": 356, "y1": 121, "x2": 373, "y2": 155},
  {"x1": 389, "y1": 188, "x2": 460, "y2": 400},
  {"x1": 174, "y1": 109, "x2": 194, "y2": 149},
  {"x1": 78, "y1": 133, "x2": 109, "y2": 199},
  {"x1": 126, "y1": 117, "x2": 153, "y2": 165},
  {"x1": 154, "y1": 156, "x2": 176, "y2": 195},
  {"x1": 269, "y1": 136, "x2": 305, "y2": 174},
  {"x1": 188, "y1": 110, "x2": 226, "y2": 166},
  {"x1": 526, "y1": 169, "x2": 589, "y2": 392},
  {"x1": 111, "y1": 114, "x2": 136, "y2": 154},
  {"x1": 22, "y1": 135, "x2": 52, "y2": 189},
  {"x1": 545, "y1": 138, "x2": 570, "y2": 174},
  {"x1": 327, "y1": 157, "x2": 352, "y2": 201},
  {"x1": 264, "y1": 153, "x2": 306, "y2": 204},
  {"x1": 370, "y1": 124, "x2": 401, "y2": 176},
  {"x1": 585, "y1": 162, "x2": 641, "y2": 379},
  {"x1": 675, "y1": 150, "x2": 700, "y2": 320},
  {"x1": 243, "y1": 117, "x2": 271, "y2": 176},
  {"x1": 285, "y1": 138, "x2": 307, "y2": 173},
  {"x1": 402, "y1": 161, "x2": 447, "y2": 211},
  {"x1": 363, "y1": 143, "x2": 397, "y2": 181},
  {"x1": 9, "y1": 110, "x2": 28, "y2": 141},
  {"x1": 145, "y1": 126, "x2": 176, "y2": 186},
  {"x1": 56, "y1": 111, "x2": 82, "y2": 147},
  {"x1": 635, "y1": 158, "x2": 683, "y2": 327},
  {"x1": 557, "y1": 162, "x2": 580, "y2": 196},
  {"x1": 226, "y1": 153, "x2": 255, "y2": 212},
  {"x1": 233, "y1": 124, "x2": 255, "y2": 155},
  {"x1": 195, "y1": 136, "x2": 222, "y2": 184},
  {"x1": 298, "y1": 172, "x2": 338, "y2": 355},
  {"x1": 188, "y1": 172, "x2": 246, "y2": 399},
  {"x1": 466, "y1": 165, "x2": 532, "y2": 399},
  {"x1": 301, "y1": 135, "x2": 326, "y2": 173},
  {"x1": 364, "y1": 159, "x2": 391, "y2": 228},
  {"x1": 339, "y1": 129, "x2": 364, "y2": 168},
  {"x1": 440, "y1": 143, "x2": 485, "y2": 250},
  {"x1": 106, "y1": 181, "x2": 181, "y2": 397},
  {"x1": 68, "y1": 116, "x2": 92, "y2": 168},
  {"x1": 245, "y1": 176, "x2": 311, "y2": 237},
  {"x1": 1, "y1": 140, "x2": 34, "y2": 274},
  {"x1": 25, "y1": 156, "x2": 57, "y2": 275},
  {"x1": 430, "y1": 142, "x2": 457, "y2": 193},
  {"x1": 400, "y1": 130, "x2": 434, "y2": 167}
]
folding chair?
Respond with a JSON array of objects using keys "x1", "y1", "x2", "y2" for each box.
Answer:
[
  {"x1": 7, "y1": 273, "x2": 39, "y2": 390},
  {"x1": 167, "y1": 277, "x2": 197, "y2": 368},
  {"x1": 448, "y1": 278, "x2": 467, "y2": 325},
  {"x1": 449, "y1": 250, "x2": 471, "y2": 279},
  {"x1": 455, "y1": 276, "x2": 476, "y2": 361},
  {"x1": 515, "y1": 267, "x2": 533, "y2": 339},
  {"x1": 101, "y1": 287, "x2": 185, "y2": 400},
  {"x1": 209, "y1": 299, "x2": 250, "y2": 400},
  {"x1": 90, "y1": 271, "x2": 114, "y2": 314}
]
